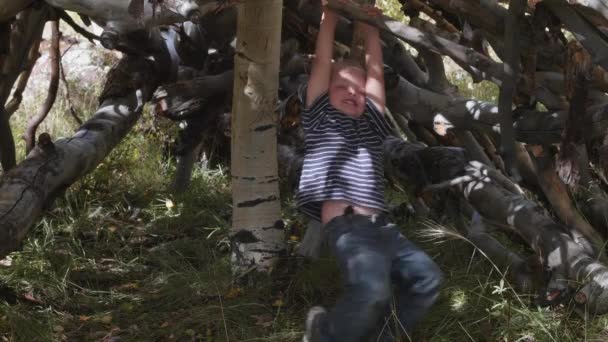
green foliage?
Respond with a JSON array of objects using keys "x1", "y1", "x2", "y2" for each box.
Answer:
[
  {"x1": 449, "y1": 73, "x2": 500, "y2": 103},
  {"x1": 377, "y1": 0, "x2": 406, "y2": 22}
]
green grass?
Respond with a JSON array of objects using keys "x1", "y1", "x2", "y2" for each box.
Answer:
[{"x1": 0, "y1": 127, "x2": 599, "y2": 341}]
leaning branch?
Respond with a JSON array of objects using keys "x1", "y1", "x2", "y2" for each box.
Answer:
[
  {"x1": 56, "y1": 9, "x2": 100, "y2": 43},
  {"x1": 0, "y1": 56, "x2": 158, "y2": 258}
]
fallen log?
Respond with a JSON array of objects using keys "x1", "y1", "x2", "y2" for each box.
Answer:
[{"x1": 0, "y1": 56, "x2": 158, "y2": 258}]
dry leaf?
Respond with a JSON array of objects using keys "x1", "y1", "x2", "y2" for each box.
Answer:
[
  {"x1": 224, "y1": 287, "x2": 243, "y2": 299},
  {"x1": 160, "y1": 322, "x2": 169, "y2": 328},
  {"x1": 271, "y1": 298, "x2": 284, "y2": 307},
  {"x1": 79, "y1": 315, "x2": 91, "y2": 321},
  {"x1": 99, "y1": 315, "x2": 113, "y2": 324}
]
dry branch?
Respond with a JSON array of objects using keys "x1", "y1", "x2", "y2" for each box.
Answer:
[
  {"x1": 24, "y1": 19, "x2": 60, "y2": 155},
  {"x1": 0, "y1": 0, "x2": 36, "y2": 22},
  {"x1": 497, "y1": 0, "x2": 526, "y2": 181},
  {"x1": 0, "y1": 56, "x2": 158, "y2": 257},
  {"x1": 4, "y1": 41, "x2": 41, "y2": 117},
  {"x1": 324, "y1": 0, "x2": 504, "y2": 83},
  {"x1": 0, "y1": 6, "x2": 49, "y2": 172}
]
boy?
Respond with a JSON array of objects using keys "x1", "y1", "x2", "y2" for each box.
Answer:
[{"x1": 298, "y1": 2, "x2": 443, "y2": 341}]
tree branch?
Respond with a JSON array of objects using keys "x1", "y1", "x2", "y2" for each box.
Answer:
[
  {"x1": 497, "y1": 0, "x2": 526, "y2": 181},
  {"x1": 24, "y1": 19, "x2": 60, "y2": 155},
  {"x1": 56, "y1": 9, "x2": 99, "y2": 43}
]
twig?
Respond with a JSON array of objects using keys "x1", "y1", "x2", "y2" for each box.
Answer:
[
  {"x1": 56, "y1": 9, "x2": 100, "y2": 44},
  {"x1": 59, "y1": 50, "x2": 83, "y2": 126},
  {"x1": 24, "y1": 19, "x2": 60, "y2": 154},
  {"x1": 5, "y1": 41, "x2": 41, "y2": 118}
]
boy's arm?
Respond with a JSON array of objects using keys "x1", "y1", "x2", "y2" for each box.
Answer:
[
  {"x1": 360, "y1": 21, "x2": 385, "y2": 113},
  {"x1": 306, "y1": 5, "x2": 338, "y2": 107}
]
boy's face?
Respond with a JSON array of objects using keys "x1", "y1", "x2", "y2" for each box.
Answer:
[{"x1": 329, "y1": 65, "x2": 366, "y2": 117}]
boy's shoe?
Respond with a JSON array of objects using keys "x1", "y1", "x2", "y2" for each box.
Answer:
[{"x1": 303, "y1": 306, "x2": 327, "y2": 342}]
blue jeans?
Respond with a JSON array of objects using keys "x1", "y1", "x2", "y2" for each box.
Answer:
[{"x1": 318, "y1": 213, "x2": 442, "y2": 342}]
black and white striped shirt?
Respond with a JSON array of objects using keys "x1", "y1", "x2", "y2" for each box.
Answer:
[{"x1": 296, "y1": 90, "x2": 394, "y2": 221}]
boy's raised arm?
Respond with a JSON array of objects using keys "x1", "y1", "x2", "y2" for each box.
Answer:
[
  {"x1": 360, "y1": 20, "x2": 385, "y2": 113},
  {"x1": 306, "y1": 4, "x2": 338, "y2": 107}
]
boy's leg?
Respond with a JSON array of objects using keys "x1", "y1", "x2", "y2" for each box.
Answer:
[
  {"x1": 318, "y1": 214, "x2": 393, "y2": 342},
  {"x1": 388, "y1": 230, "x2": 443, "y2": 336}
]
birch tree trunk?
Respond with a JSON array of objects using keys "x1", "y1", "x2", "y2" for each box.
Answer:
[{"x1": 230, "y1": 0, "x2": 284, "y2": 274}]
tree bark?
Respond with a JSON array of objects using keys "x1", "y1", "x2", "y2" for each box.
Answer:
[
  {"x1": 230, "y1": 0, "x2": 284, "y2": 274},
  {"x1": 0, "y1": 56, "x2": 158, "y2": 258},
  {"x1": 0, "y1": 6, "x2": 48, "y2": 172},
  {"x1": 497, "y1": 0, "x2": 526, "y2": 181},
  {"x1": 0, "y1": 0, "x2": 35, "y2": 22}
]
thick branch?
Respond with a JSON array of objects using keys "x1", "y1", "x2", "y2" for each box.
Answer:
[
  {"x1": 498, "y1": 0, "x2": 526, "y2": 181},
  {"x1": 153, "y1": 70, "x2": 234, "y2": 120},
  {"x1": 0, "y1": 0, "x2": 35, "y2": 22},
  {"x1": 0, "y1": 56, "x2": 158, "y2": 258},
  {"x1": 56, "y1": 9, "x2": 99, "y2": 43},
  {"x1": 530, "y1": 146, "x2": 604, "y2": 255},
  {"x1": 325, "y1": 0, "x2": 504, "y2": 83},
  {"x1": 0, "y1": 6, "x2": 49, "y2": 172},
  {"x1": 544, "y1": 0, "x2": 608, "y2": 71}
]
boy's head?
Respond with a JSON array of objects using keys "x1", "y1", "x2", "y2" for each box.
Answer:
[{"x1": 329, "y1": 61, "x2": 366, "y2": 117}]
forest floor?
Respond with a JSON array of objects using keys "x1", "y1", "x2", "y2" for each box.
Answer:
[
  {"x1": 1, "y1": 21, "x2": 606, "y2": 342},
  {"x1": 0, "y1": 112, "x2": 605, "y2": 342}
]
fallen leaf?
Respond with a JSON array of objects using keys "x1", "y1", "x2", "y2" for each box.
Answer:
[
  {"x1": 115, "y1": 282, "x2": 139, "y2": 290},
  {"x1": 289, "y1": 235, "x2": 299, "y2": 242},
  {"x1": 79, "y1": 315, "x2": 91, "y2": 321},
  {"x1": 271, "y1": 298, "x2": 284, "y2": 307},
  {"x1": 160, "y1": 322, "x2": 169, "y2": 328},
  {"x1": 99, "y1": 315, "x2": 113, "y2": 324},
  {"x1": 224, "y1": 287, "x2": 243, "y2": 299}
]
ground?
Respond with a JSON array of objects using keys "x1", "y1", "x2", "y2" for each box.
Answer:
[{"x1": 0, "y1": 19, "x2": 606, "y2": 342}]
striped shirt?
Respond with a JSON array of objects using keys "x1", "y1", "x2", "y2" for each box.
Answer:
[{"x1": 296, "y1": 89, "x2": 395, "y2": 221}]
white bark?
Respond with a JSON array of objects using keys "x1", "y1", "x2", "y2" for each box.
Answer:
[
  {"x1": 0, "y1": 57, "x2": 157, "y2": 258},
  {"x1": 230, "y1": 0, "x2": 284, "y2": 274}
]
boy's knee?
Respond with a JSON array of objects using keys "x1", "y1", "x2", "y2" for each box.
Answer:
[{"x1": 361, "y1": 280, "x2": 392, "y2": 309}]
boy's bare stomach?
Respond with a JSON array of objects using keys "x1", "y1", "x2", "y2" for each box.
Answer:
[{"x1": 321, "y1": 199, "x2": 381, "y2": 226}]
